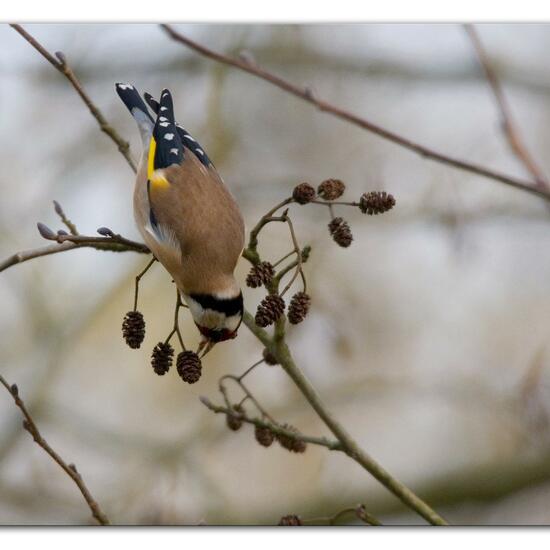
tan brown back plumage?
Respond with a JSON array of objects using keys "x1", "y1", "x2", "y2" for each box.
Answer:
[{"x1": 134, "y1": 149, "x2": 244, "y2": 295}]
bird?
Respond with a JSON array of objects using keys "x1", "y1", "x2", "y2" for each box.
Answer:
[{"x1": 115, "y1": 83, "x2": 245, "y2": 348}]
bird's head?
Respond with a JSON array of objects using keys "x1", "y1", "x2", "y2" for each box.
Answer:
[{"x1": 183, "y1": 290, "x2": 243, "y2": 343}]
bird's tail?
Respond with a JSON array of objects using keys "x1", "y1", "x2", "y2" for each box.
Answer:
[
  {"x1": 144, "y1": 90, "x2": 212, "y2": 168},
  {"x1": 147, "y1": 89, "x2": 185, "y2": 173},
  {"x1": 115, "y1": 83, "x2": 154, "y2": 145}
]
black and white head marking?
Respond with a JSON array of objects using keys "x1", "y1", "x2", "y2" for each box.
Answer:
[{"x1": 184, "y1": 291, "x2": 243, "y2": 335}]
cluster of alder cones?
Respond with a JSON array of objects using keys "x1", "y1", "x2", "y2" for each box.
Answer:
[
  {"x1": 292, "y1": 179, "x2": 396, "y2": 248},
  {"x1": 246, "y1": 265, "x2": 312, "y2": 328},
  {"x1": 224, "y1": 404, "x2": 307, "y2": 454},
  {"x1": 121, "y1": 310, "x2": 202, "y2": 384}
]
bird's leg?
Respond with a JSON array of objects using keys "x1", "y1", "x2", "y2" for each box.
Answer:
[
  {"x1": 173, "y1": 290, "x2": 186, "y2": 350},
  {"x1": 133, "y1": 257, "x2": 157, "y2": 311}
]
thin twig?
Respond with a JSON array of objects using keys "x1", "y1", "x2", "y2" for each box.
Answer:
[
  {"x1": 173, "y1": 290, "x2": 186, "y2": 350},
  {"x1": 0, "y1": 375, "x2": 110, "y2": 525},
  {"x1": 219, "y1": 374, "x2": 275, "y2": 422},
  {"x1": 53, "y1": 201, "x2": 79, "y2": 236},
  {"x1": 237, "y1": 359, "x2": 265, "y2": 382},
  {"x1": 200, "y1": 396, "x2": 343, "y2": 451},
  {"x1": 465, "y1": 24, "x2": 549, "y2": 191},
  {"x1": 355, "y1": 504, "x2": 383, "y2": 526},
  {"x1": 279, "y1": 214, "x2": 306, "y2": 296},
  {"x1": 244, "y1": 197, "x2": 294, "y2": 264},
  {"x1": 302, "y1": 504, "x2": 382, "y2": 526},
  {"x1": 10, "y1": 24, "x2": 137, "y2": 173},
  {"x1": 161, "y1": 24, "x2": 550, "y2": 203},
  {"x1": 0, "y1": 236, "x2": 150, "y2": 274},
  {"x1": 133, "y1": 257, "x2": 157, "y2": 311}
]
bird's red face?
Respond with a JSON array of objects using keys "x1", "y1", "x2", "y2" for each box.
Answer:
[{"x1": 197, "y1": 324, "x2": 239, "y2": 342}]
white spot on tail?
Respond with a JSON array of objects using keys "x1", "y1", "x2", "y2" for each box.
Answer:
[
  {"x1": 170, "y1": 148, "x2": 179, "y2": 155},
  {"x1": 159, "y1": 117, "x2": 168, "y2": 122},
  {"x1": 164, "y1": 133, "x2": 174, "y2": 141},
  {"x1": 159, "y1": 122, "x2": 170, "y2": 127},
  {"x1": 118, "y1": 84, "x2": 133, "y2": 90},
  {"x1": 160, "y1": 106, "x2": 168, "y2": 111}
]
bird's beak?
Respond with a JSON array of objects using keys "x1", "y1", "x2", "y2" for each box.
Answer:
[{"x1": 198, "y1": 339, "x2": 216, "y2": 358}]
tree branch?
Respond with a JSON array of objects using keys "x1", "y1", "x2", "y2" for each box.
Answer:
[
  {"x1": 10, "y1": 24, "x2": 137, "y2": 173},
  {"x1": 242, "y1": 277, "x2": 448, "y2": 527},
  {"x1": 0, "y1": 376, "x2": 110, "y2": 525},
  {"x1": 200, "y1": 396, "x2": 343, "y2": 451},
  {"x1": 0, "y1": 231, "x2": 150, "y2": 274},
  {"x1": 267, "y1": 330, "x2": 448, "y2": 526},
  {"x1": 160, "y1": 24, "x2": 550, "y2": 203},
  {"x1": 465, "y1": 24, "x2": 549, "y2": 191}
]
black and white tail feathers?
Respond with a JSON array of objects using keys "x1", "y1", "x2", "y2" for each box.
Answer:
[
  {"x1": 115, "y1": 83, "x2": 212, "y2": 168},
  {"x1": 151, "y1": 89, "x2": 184, "y2": 169},
  {"x1": 115, "y1": 83, "x2": 154, "y2": 145},
  {"x1": 144, "y1": 91, "x2": 212, "y2": 168}
]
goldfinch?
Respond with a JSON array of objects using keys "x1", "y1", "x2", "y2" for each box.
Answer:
[{"x1": 115, "y1": 84, "x2": 245, "y2": 343}]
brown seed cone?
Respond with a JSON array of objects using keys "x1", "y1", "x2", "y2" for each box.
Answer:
[
  {"x1": 255, "y1": 425, "x2": 275, "y2": 447},
  {"x1": 255, "y1": 295, "x2": 285, "y2": 328},
  {"x1": 317, "y1": 178, "x2": 346, "y2": 200},
  {"x1": 328, "y1": 217, "x2": 353, "y2": 248},
  {"x1": 262, "y1": 348, "x2": 279, "y2": 365},
  {"x1": 292, "y1": 182, "x2": 316, "y2": 204},
  {"x1": 176, "y1": 351, "x2": 202, "y2": 384},
  {"x1": 276, "y1": 424, "x2": 307, "y2": 453},
  {"x1": 226, "y1": 405, "x2": 244, "y2": 431},
  {"x1": 151, "y1": 342, "x2": 174, "y2": 375},
  {"x1": 359, "y1": 191, "x2": 396, "y2": 215},
  {"x1": 246, "y1": 261, "x2": 274, "y2": 288},
  {"x1": 288, "y1": 292, "x2": 311, "y2": 325},
  {"x1": 278, "y1": 515, "x2": 303, "y2": 526},
  {"x1": 122, "y1": 310, "x2": 146, "y2": 349}
]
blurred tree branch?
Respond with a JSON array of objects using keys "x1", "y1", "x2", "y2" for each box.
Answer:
[
  {"x1": 160, "y1": 24, "x2": 550, "y2": 204},
  {"x1": 10, "y1": 24, "x2": 137, "y2": 173},
  {"x1": 465, "y1": 24, "x2": 549, "y2": 192},
  {"x1": 0, "y1": 375, "x2": 110, "y2": 525}
]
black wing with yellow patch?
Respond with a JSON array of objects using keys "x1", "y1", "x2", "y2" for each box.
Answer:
[{"x1": 144, "y1": 91, "x2": 212, "y2": 168}]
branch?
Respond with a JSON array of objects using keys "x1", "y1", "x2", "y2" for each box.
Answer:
[
  {"x1": 160, "y1": 24, "x2": 550, "y2": 203},
  {"x1": 270, "y1": 335, "x2": 448, "y2": 525},
  {"x1": 0, "y1": 376, "x2": 110, "y2": 525},
  {"x1": 465, "y1": 24, "x2": 549, "y2": 191},
  {"x1": 240, "y1": 307, "x2": 447, "y2": 526},
  {"x1": 302, "y1": 504, "x2": 383, "y2": 526},
  {"x1": 0, "y1": 230, "x2": 150, "y2": 274},
  {"x1": 10, "y1": 24, "x2": 137, "y2": 173},
  {"x1": 200, "y1": 396, "x2": 343, "y2": 451}
]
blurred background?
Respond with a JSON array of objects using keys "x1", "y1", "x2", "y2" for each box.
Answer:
[{"x1": 1, "y1": 23, "x2": 550, "y2": 525}]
